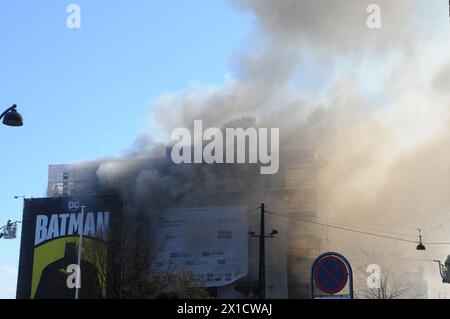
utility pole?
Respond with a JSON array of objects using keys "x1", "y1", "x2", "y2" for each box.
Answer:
[
  {"x1": 259, "y1": 203, "x2": 266, "y2": 300},
  {"x1": 251, "y1": 203, "x2": 278, "y2": 300},
  {"x1": 75, "y1": 206, "x2": 85, "y2": 300}
]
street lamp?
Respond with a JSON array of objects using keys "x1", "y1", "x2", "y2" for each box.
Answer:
[
  {"x1": 1, "y1": 105, "x2": 23, "y2": 127},
  {"x1": 416, "y1": 229, "x2": 426, "y2": 251}
]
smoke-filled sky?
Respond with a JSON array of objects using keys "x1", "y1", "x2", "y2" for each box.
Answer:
[
  {"x1": 0, "y1": 0, "x2": 249, "y2": 299},
  {"x1": 105, "y1": 0, "x2": 450, "y2": 297},
  {"x1": 1, "y1": 0, "x2": 449, "y2": 298},
  {"x1": 139, "y1": 2, "x2": 449, "y2": 230}
]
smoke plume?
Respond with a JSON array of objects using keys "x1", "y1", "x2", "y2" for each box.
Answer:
[{"x1": 91, "y1": 0, "x2": 450, "y2": 297}]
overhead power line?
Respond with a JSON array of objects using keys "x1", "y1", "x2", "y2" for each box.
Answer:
[
  {"x1": 424, "y1": 216, "x2": 450, "y2": 236},
  {"x1": 265, "y1": 210, "x2": 418, "y2": 244},
  {"x1": 420, "y1": 206, "x2": 450, "y2": 231},
  {"x1": 299, "y1": 215, "x2": 418, "y2": 232},
  {"x1": 294, "y1": 215, "x2": 418, "y2": 239},
  {"x1": 423, "y1": 242, "x2": 450, "y2": 245}
]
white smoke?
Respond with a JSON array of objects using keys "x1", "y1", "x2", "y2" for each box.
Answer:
[{"x1": 95, "y1": 0, "x2": 450, "y2": 298}]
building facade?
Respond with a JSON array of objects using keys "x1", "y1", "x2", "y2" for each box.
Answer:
[{"x1": 44, "y1": 149, "x2": 320, "y2": 298}]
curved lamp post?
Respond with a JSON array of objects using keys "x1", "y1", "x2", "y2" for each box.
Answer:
[{"x1": 0, "y1": 105, "x2": 23, "y2": 127}]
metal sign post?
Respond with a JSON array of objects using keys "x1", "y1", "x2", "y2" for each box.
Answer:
[{"x1": 310, "y1": 252, "x2": 353, "y2": 299}]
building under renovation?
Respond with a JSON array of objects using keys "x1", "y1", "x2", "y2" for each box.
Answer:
[{"x1": 40, "y1": 149, "x2": 321, "y2": 299}]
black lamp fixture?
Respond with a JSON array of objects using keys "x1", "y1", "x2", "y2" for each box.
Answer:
[
  {"x1": 1, "y1": 104, "x2": 23, "y2": 127},
  {"x1": 416, "y1": 228, "x2": 426, "y2": 251}
]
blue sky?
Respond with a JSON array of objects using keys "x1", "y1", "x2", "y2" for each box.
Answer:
[{"x1": 0, "y1": 0, "x2": 251, "y2": 298}]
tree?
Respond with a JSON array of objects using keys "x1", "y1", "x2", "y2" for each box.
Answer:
[
  {"x1": 82, "y1": 215, "x2": 212, "y2": 299},
  {"x1": 148, "y1": 271, "x2": 214, "y2": 299},
  {"x1": 358, "y1": 268, "x2": 423, "y2": 299},
  {"x1": 355, "y1": 248, "x2": 427, "y2": 299}
]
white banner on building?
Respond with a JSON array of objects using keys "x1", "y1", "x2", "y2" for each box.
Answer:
[{"x1": 152, "y1": 206, "x2": 248, "y2": 287}]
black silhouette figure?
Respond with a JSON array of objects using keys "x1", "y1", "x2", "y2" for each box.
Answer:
[{"x1": 35, "y1": 242, "x2": 102, "y2": 299}]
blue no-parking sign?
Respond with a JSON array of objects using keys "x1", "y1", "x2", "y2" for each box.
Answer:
[{"x1": 310, "y1": 252, "x2": 353, "y2": 299}]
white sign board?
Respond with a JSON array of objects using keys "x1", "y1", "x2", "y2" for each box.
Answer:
[{"x1": 152, "y1": 206, "x2": 248, "y2": 287}]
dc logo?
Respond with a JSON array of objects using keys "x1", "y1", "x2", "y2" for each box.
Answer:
[{"x1": 68, "y1": 200, "x2": 80, "y2": 212}]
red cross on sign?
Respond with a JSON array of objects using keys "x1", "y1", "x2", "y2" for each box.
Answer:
[{"x1": 313, "y1": 255, "x2": 349, "y2": 295}]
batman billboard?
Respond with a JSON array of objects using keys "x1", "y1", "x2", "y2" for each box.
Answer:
[{"x1": 16, "y1": 195, "x2": 123, "y2": 299}]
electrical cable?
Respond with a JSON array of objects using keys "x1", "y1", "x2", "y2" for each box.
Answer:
[
  {"x1": 420, "y1": 206, "x2": 450, "y2": 231},
  {"x1": 293, "y1": 215, "x2": 418, "y2": 239},
  {"x1": 298, "y1": 215, "x2": 418, "y2": 232},
  {"x1": 265, "y1": 210, "x2": 418, "y2": 244},
  {"x1": 423, "y1": 214, "x2": 450, "y2": 236}
]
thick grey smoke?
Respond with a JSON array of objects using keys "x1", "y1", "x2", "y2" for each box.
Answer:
[{"x1": 93, "y1": 0, "x2": 450, "y2": 297}]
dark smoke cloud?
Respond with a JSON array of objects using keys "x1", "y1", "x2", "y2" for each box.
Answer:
[{"x1": 90, "y1": 0, "x2": 450, "y2": 296}]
